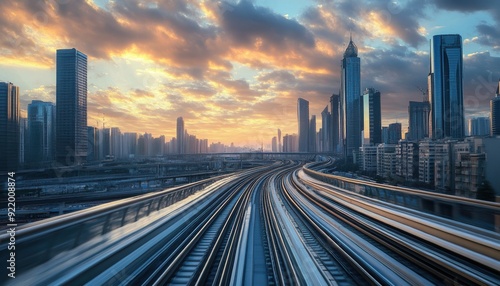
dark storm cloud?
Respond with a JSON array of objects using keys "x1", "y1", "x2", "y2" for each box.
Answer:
[{"x1": 221, "y1": 0, "x2": 315, "y2": 49}]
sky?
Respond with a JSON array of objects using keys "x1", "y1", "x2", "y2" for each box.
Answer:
[{"x1": 1, "y1": 0, "x2": 499, "y2": 148}]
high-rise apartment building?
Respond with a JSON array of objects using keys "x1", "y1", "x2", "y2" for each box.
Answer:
[
  {"x1": 27, "y1": 100, "x2": 56, "y2": 164},
  {"x1": 297, "y1": 98, "x2": 309, "y2": 152},
  {"x1": 341, "y1": 36, "x2": 361, "y2": 159},
  {"x1": 0, "y1": 82, "x2": 20, "y2": 171},
  {"x1": 56, "y1": 48, "x2": 88, "y2": 165},
  {"x1": 491, "y1": 80, "x2": 500, "y2": 136},
  {"x1": 428, "y1": 35, "x2": 464, "y2": 139},
  {"x1": 408, "y1": 101, "x2": 430, "y2": 141},
  {"x1": 362, "y1": 88, "x2": 381, "y2": 145}
]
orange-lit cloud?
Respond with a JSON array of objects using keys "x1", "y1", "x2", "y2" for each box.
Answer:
[{"x1": 0, "y1": 0, "x2": 499, "y2": 147}]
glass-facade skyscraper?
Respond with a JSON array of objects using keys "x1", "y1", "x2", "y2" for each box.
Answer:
[
  {"x1": 362, "y1": 88, "x2": 381, "y2": 145},
  {"x1": 27, "y1": 100, "x2": 56, "y2": 164},
  {"x1": 297, "y1": 98, "x2": 309, "y2": 152},
  {"x1": 0, "y1": 82, "x2": 20, "y2": 171},
  {"x1": 56, "y1": 48, "x2": 88, "y2": 165},
  {"x1": 429, "y1": 34, "x2": 464, "y2": 139},
  {"x1": 341, "y1": 36, "x2": 361, "y2": 160}
]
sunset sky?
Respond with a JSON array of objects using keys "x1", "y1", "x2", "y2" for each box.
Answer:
[{"x1": 1, "y1": 0, "x2": 499, "y2": 148}]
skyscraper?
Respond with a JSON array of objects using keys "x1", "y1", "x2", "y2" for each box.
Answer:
[
  {"x1": 27, "y1": 100, "x2": 56, "y2": 164},
  {"x1": 271, "y1": 136, "x2": 277, "y2": 152},
  {"x1": 0, "y1": 82, "x2": 20, "y2": 171},
  {"x1": 87, "y1": 126, "x2": 97, "y2": 161},
  {"x1": 321, "y1": 106, "x2": 331, "y2": 152},
  {"x1": 309, "y1": 115, "x2": 316, "y2": 152},
  {"x1": 19, "y1": 118, "x2": 27, "y2": 164},
  {"x1": 491, "y1": 80, "x2": 500, "y2": 136},
  {"x1": 56, "y1": 48, "x2": 88, "y2": 165},
  {"x1": 429, "y1": 35, "x2": 465, "y2": 139},
  {"x1": 111, "y1": 127, "x2": 122, "y2": 158},
  {"x1": 341, "y1": 36, "x2": 361, "y2": 159},
  {"x1": 277, "y1": 129, "x2": 282, "y2": 152},
  {"x1": 330, "y1": 93, "x2": 340, "y2": 153},
  {"x1": 362, "y1": 88, "x2": 382, "y2": 145},
  {"x1": 388, "y1": 123, "x2": 402, "y2": 144},
  {"x1": 408, "y1": 101, "x2": 430, "y2": 141},
  {"x1": 468, "y1": 117, "x2": 490, "y2": 136},
  {"x1": 177, "y1": 117, "x2": 184, "y2": 154},
  {"x1": 297, "y1": 98, "x2": 309, "y2": 152}
]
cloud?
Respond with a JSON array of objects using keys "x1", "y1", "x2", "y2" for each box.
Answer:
[
  {"x1": 220, "y1": 1, "x2": 315, "y2": 50},
  {"x1": 432, "y1": 0, "x2": 496, "y2": 12},
  {"x1": 1, "y1": 0, "x2": 500, "y2": 145}
]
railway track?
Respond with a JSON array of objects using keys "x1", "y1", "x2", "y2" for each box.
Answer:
[
  {"x1": 5, "y1": 159, "x2": 498, "y2": 285},
  {"x1": 292, "y1": 168, "x2": 500, "y2": 285}
]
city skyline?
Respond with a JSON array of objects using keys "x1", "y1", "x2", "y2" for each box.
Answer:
[{"x1": 1, "y1": 0, "x2": 499, "y2": 148}]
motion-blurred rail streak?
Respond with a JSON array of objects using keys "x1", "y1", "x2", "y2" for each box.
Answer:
[{"x1": 1, "y1": 160, "x2": 499, "y2": 285}]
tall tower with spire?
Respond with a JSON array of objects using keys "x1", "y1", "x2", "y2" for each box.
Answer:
[
  {"x1": 340, "y1": 35, "x2": 361, "y2": 161},
  {"x1": 491, "y1": 79, "x2": 500, "y2": 136}
]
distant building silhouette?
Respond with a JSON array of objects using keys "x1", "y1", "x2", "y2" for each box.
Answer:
[
  {"x1": 56, "y1": 48, "x2": 88, "y2": 165},
  {"x1": 382, "y1": 126, "x2": 389, "y2": 144},
  {"x1": 177, "y1": 117, "x2": 185, "y2": 154},
  {"x1": 467, "y1": 117, "x2": 490, "y2": 136},
  {"x1": 321, "y1": 106, "x2": 331, "y2": 152},
  {"x1": 0, "y1": 82, "x2": 20, "y2": 171},
  {"x1": 309, "y1": 115, "x2": 316, "y2": 152},
  {"x1": 341, "y1": 35, "x2": 361, "y2": 160},
  {"x1": 388, "y1": 123, "x2": 402, "y2": 144},
  {"x1": 408, "y1": 101, "x2": 430, "y2": 141},
  {"x1": 330, "y1": 93, "x2": 340, "y2": 153},
  {"x1": 87, "y1": 126, "x2": 97, "y2": 161},
  {"x1": 297, "y1": 98, "x2": 309, "y2": 152},
  {"x1": 271, "y1": 136, "x2": 278, "y2": 152},
  {"x1": 491, "y1": 79, "x2": 500, "y2": 136},
  {"x1": 429, "y1": 35, "x2": 465, "y2": 139},
  {"x1": 111, "y1": 127, "x2": 122, "y2": 158},
  {"x1": 277, "y1": 129, "x2": 282, "y2": 152},
  {"x1": 19, "y1": 118, "x2": 27, "y2": 164}
]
